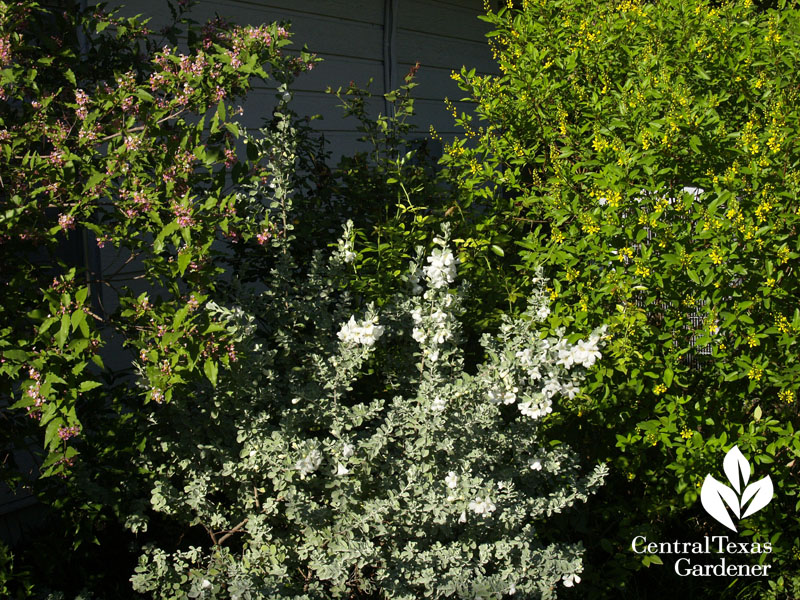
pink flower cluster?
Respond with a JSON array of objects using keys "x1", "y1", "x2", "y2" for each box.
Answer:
[
  {"x1": 75, "y1": 88, "x2": 89, "y2": 119},
  {"x1": 0, "y1": 35, "x2": 11, "y2": 66},
  {"x1": 25, "y1": 368, "x2": 45, "y2": 419},
  {"x1": 179, "y1": 52, "x2": 207, "y2": 77},
  {"x1": 256, "y1": 229, "x2": 272, "y2": 245},
  {"x1": 57, "y1": 425, "x2": 81, "y2": 441},
  {"x1": 201, "y1": 17, "x2": 231, "y2": 49},
  {"x1": 172, "y1": 203, "x2": 195, "y2": 228},
  {"x1": 58, "y1": 213, "x2": 75, "y2": 231},
  {"x1": 244, "y1": 25, "x2": 273, "y2": 46},
  {"x1": 124, "y1": 135, "x2": 141, "y2": 151},
  {"x1": 224, "y1": 148, "x2": 237, "y2": 167}
]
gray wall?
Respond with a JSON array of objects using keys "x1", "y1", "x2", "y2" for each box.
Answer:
[{"x1": 108, "y1": 0, "x2": 497, "y2": 159}]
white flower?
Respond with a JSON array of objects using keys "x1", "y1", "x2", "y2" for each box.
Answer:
[
  {"x1": 518, "y1": 396, "x2": 552, "y2": 419},
  {"x1": 423, "y1": 247, "x2": 458, "y2": 289},
  {"x1": 428, "y1": 349, "x2": 440, "y2": 363},
  {"x1": 412, "y1": 327, "x2": 427, "y2": 344},
  {"x1": 561, "y1": 381, "x2": 580, "y2": 399},
  {"x1": 528, "y1": 457, "x2": 543, "y2": 471},
  {"x1": 445, "y1": 471, "x2": 459, "y2": 489},
  {"x1": 558, "y1": 337, "x2": 602, "y2": 369},
  {"x1": 535, "y1": 304, "x2": 550, "y2": 321},
  {"x1": 342, "y1": 443, "x2": 354, "y2": 458},
  {"x1": 295, "y1": 448, "x2": 322, "y2": 476},
  {"x1": 468, "y1": 496, "x2": 496, "y2": 515},
  {"x1": 201, "y1": 579, "x2": 212, "y2": 589},
  {"x1": 343, "y1": 250, "x2": 356, "y2": 263},
  {"x1": 431, "y1": 396, "x2": 447, "y2": 411},
  {"x1": 458, "y1": 511, "x2": 467, "y2": 523},
  {"x1": 562, "y1": 574, "x2": 581, "y2": 587},
  {"x1": 541, "y1": 378, "x2": 562, "y2": 399},
  {"x1": 488, "y1": 388, "x2": 516, "y2": 405},
  {"x1": 337, "y1": 315, "x2": 385, "y2": 346},
  {"x1": 334, "y1": 463, "x2": 350, "y2": 476}
]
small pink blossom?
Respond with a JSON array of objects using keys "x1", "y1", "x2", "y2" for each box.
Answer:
[
  {"x1": 172, "y1": 204, "x2": 195, "y2": 228},
  {"x1": 224, "y1": 148, "x2": 237, "y2": 167},
  {"x1": 0, "y1": 35, "x2": 12, "y2": 66},
  {"x1": 58, "y1": 213, "x2": 75, "y2": 230},
  {"x1": 256, "y1": 229, "x2": 271, "y2": 245},
  {"x1": 57, "y1": 425, "x2": 81, "y2": 441},
  {"x1": 124, "y1": 135, "x2": 141, "y2": 151}
]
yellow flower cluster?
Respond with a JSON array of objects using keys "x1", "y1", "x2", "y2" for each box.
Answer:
[
  {"x1": 654, "y1": 383, "x2": 667, "y2": 395},
  {"x1": 779, "y1": 389, "x2": 795, "y2": 404},
  {"x1": 634, "y1": 262, "x2": 650, "y2": 277},
  {"x1": 592, "y1": 135, "x2": 609, "y2": 152},
  {"x1": 680, "y1": 428, "x2": 692, "y2": 440},
  {"x1": 709, "y1": 248, "x2": 723, "y2": 265},
  {"x1": 581, "y1": 215, "x2": 600, "y2": 235},
  {"x1": 748, "y1": 365, "x2": 763, "y2": 381},
  {"x1": 776, "y1": 314, "x2": 791, "y2": 335},
  {"x1": 755, "y1": 197, "x2": 774, "y2": 223}
]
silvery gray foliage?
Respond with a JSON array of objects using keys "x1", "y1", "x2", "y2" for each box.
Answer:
[{"x1": 128, "y1": 121, "x2": 607, "y2": 598}]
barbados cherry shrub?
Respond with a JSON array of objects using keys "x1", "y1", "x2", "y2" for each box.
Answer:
[
  {"x1": 0, "y1": 0, "x2": 313, "y2": 479},
  {"x1": 442, "y1": 0, "x2": 800, "y2": 597}
]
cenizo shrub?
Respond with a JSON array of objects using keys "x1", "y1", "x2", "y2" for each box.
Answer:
[{"x1": 126, "y1": 120, "x2": 609, "y2": 597}]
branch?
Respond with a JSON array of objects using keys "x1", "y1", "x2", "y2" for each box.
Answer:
[{"x1": 216, "y1": 517, "x2": 249, "y2": 545}]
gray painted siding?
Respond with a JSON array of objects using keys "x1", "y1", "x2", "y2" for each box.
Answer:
[{"x1": 107, "y1": 0, "x2": 495, "y2": 157}]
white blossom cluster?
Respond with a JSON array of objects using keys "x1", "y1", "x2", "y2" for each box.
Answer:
[
  {"x1": 423, "y1": 241, "x2": 458, "y2": 289},
  {"x1": 478, "y1": 277, "x2": 608, "y2": 420},
  {"x1": 555, "y1": 332, "x2": 603, "y2": 369},
  {"x1": 336, "y1": 219, "x2": 357, "y2": 263},
  {"x1": 337, "y1": 315, "x2": 385, "y2": 347},
  {"x1": 295, "y1": 448, "x2": 322, "y2": 477}
]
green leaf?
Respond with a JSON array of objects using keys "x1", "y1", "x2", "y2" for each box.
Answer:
[
  {"x1": 204, "y1": 359, "x2": 218, "y2": 387},
  {"x1": 79, "y1": 381, "x2": 102, "y2": 393}
]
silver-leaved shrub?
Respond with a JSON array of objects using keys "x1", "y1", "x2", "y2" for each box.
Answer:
[{"x1": 127, "y1": 119, "x2": 608, "y2": 600}]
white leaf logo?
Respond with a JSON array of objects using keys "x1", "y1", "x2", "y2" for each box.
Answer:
[{"x1": 700, "y1": 445, "x2": 773, "y2": 532}]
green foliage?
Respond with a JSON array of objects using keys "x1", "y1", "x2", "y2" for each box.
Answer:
[{"x1": 443, "y1": 0, "x2": 800, "y2": 597}]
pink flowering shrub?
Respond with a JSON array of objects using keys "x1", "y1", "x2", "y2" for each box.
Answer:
[{"x1": 0, "y1": 0, "x2": 315, "y2": 482}]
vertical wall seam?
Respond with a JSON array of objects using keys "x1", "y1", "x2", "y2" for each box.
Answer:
[{"x1": 383, "y1": 0, "x2": 399, "y2": 117}]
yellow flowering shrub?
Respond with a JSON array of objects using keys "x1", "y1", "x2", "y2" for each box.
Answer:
[{"x1": 443, "y1": 0, "x2": 800, "y2": 597}]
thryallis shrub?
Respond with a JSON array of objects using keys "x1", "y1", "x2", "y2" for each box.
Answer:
[
  {"x1": 443, "y1": 0, "x2": 800, "y2": 597},
  {"x1": 128, "y1": 206, "x2": 608, "y2": 598}
]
